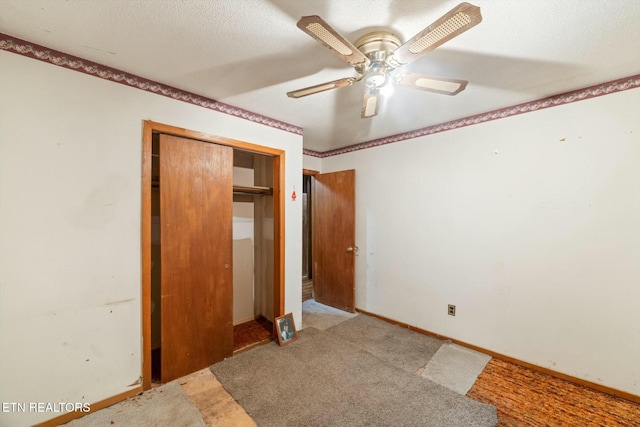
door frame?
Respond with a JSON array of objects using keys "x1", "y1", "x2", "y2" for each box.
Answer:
[{"x1": 141, "y1": 120, "x2": 285, "y2": 390}]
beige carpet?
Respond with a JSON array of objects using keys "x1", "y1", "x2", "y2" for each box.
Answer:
[
  {"x1": 301, "y1": 298, "x2": 357, "y2": 330},
  {"x1": 422, "y1": 342, "x2": 491, "y2": 395},
  {"x1": 211, "y1": 317, "x2": 497, "y2": 427}
]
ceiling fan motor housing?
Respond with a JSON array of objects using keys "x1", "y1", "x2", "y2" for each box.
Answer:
[{"x1": 355, "y1": 32, "x2": 402, "y2": 88}]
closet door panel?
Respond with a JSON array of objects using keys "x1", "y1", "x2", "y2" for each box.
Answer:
[{"x1": 160, "y1": 134, "x2": 233, "y2": 382}]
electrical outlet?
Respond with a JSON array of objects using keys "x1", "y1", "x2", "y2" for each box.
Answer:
[{"x1": 448, "y1": 304, "x2": 456, "y2": 316}]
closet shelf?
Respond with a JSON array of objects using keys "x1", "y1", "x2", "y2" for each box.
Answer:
[
  {"x1": 151, "y1": 180, "x2": 272, "y2": 196},
  {"x1": 233, "y1": 185, "x2": 273, "y2": 196}
]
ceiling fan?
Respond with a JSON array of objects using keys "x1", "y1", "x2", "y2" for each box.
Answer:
[{"x1": 287, "y1": 2, "x2": 482, "y2": 118}]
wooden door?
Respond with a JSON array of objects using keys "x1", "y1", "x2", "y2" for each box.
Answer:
[
  {"x1": 312, "y1": 169, "x2": 356, "y2": 312},
  {"x1": 159, "y1": 134, "x2": 233, "y2": 382}
]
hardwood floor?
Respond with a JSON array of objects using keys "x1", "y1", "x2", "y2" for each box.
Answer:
[
  {"x1": 467, "y1": 358, "x2": 640, "y2": 427},
  {"x1": 179, "y1": 369, "x2": 255, "y2": 427},
  {"x1": 233, "y1": 317, "x2": 273, "y2": 352}
]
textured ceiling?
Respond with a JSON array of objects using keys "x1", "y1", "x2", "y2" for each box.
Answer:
[{"x1": 1, "y1": 0, "x2": 639, "y2": 153}]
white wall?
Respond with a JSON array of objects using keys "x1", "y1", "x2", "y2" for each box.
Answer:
[
  {"x1": 321, "y1": 87, "x2": 640, "y2": 396},
  {"x1": 233, "y1": 167, "x2": 256, "y2": 325},
  {"x1": 232, "y1": 201, "x2": 255, "y2": 325},
  {"x1": 0, "y1": 51, "x2": 302, "y2": 426},
  {"x1": 303, "y1": 154, "x2": 322, "y2": 172}
]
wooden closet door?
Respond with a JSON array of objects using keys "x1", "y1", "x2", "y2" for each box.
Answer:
[
  {"x1": 313, "y1": 169, "x2": 356, "y2": 313},
  {"x1": 159, "y1": 134, "x2": 233, "y2": 382}
]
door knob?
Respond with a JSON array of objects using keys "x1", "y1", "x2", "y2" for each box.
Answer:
[{"x1": 346, "y1": 246, "x2": 358, "y2": 253}]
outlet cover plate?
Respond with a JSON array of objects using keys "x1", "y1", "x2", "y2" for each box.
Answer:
[{"x1": 448, "y1": 304, "x2": 456, "y2": 316}]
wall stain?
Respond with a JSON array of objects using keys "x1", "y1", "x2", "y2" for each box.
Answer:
[
  {"x1": 73, "y1": 174, "x2": 128, "y2": 229},
  {"x1": 106, "y1": 297, "x2": 135, "y2": 306}
]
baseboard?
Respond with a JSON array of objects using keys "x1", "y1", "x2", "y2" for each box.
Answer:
[
  {"x1": 34, "y1": 386, "x2": 143, "y2": 427},
  {"x1": 233, "y1": 316, "x2": 258, "y2": 326},
  {"x1": 355, "y1": 308, "x2": 640, "y2": 404}
]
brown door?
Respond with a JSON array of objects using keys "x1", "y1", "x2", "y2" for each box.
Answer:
[
  {"x1": 312, "y1": 169, "x2": 356, "y2": 312},
  {"x1": 159, "y1": 134, "x2": 233, "y2": 382}
]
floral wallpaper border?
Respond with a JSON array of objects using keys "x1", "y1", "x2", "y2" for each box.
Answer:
[
  {"x1": 2, "y1": 33, "x2": 638, "y2": 159},
  {"x1": 0, "y1": 33, "x2": 303, "y2": 136},
  {"x1": 304, "y1": 74, "x2": 640, "y2": 158}
]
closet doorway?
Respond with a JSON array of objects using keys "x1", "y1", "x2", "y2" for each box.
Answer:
[
  {"x1": 141, "y1": 121, "x2": 285, "y2": 390},
  {"x1": 230, "y1": 150, "x2": 278, "y2": 353}
]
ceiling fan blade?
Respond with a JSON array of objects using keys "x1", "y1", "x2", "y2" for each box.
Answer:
[
  {"x1": 287, "y1": 77, "x2": 357, "y2": 98},
  {"x1": 362, "y1": 88, "x2": 381, "y2": 118},
  {"x1": 396, "y1": 73, "x2": 468, "y2": 95},
  {"x1": 390, "y1": 2, "x2": 482, "y2": 66},
  {"x1": 297, "y1": 15, "x2": 370, "y2": 69}
]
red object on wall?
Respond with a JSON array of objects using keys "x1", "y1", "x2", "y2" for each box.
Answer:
[{"x1": 291, "y1": 188, "x2": 297, "y2": 201}]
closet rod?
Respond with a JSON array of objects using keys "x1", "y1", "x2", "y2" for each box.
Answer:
[
  {"x1": 233, "y1": 185, "x2": 273, "y2": 196},
  {"x1": 151, "y1": 181, "x2": 272, "y2": 196}
]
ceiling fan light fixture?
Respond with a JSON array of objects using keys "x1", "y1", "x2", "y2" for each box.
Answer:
[
  {"x1": 409, "y1": 12, "x2": 472, "y2": 54},
  {"x1": 379, "y1": 81, "x2": 394, "y2": 97},
  {"x1": 365, "y1": 74, "x2": 386, "y2": 87},
  {"x1": 364, "y1": 63, "x2": 387, "y2": 88}
]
